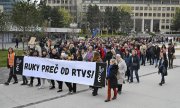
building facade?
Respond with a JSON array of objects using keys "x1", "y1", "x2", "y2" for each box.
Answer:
[
  {"x1": 0, "y1": 0, "x2": 15, "y2": 13},
  {"x1": 81, "y1": 0, "x2": 180, "y2": 33},
  {"x1": 46, "y1": 0, "x2": 82, "y2": 22}
]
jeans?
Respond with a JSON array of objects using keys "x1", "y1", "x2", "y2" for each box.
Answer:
[
  {"x1": 130, "y1": 69, "x2": 139, "y2": 82},
  {"x1": 161, "y1": 73, "x2": 165, "y2": 83},
  {"x1": 168, "y1": 58, "x2": 173, "y2": 68},
  {"x1": 7, "y1": 67, "x2": 18, "y2": 83}
]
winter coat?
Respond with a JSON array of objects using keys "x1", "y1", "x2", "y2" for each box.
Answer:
[
  {"x1": 117, "y1": 60, "x2": 127, "y2": 84},
  {"x1": 106, "y1": 64, "x2": 118, "y2": 88},
  {"x1": 129, "y1": 55, "x2": 140, "y2": 70},
  {"x1": 158, "y1": 58, "x2": 168, "y2": 75}
]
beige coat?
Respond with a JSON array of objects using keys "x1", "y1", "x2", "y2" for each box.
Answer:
[{"x1": 117, "y1": 59, "x2": 127, "y2": 84}]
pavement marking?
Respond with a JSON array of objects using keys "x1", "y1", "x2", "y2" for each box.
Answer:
[
  {"x1": 10, "y1": 65, "x2": 180, "y2": 108},
  {"x1": 13, "y1": 89, "x2": 90, "y2": 108}
]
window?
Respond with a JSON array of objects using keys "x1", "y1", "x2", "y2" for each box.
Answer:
[
  {"x1": 171, "y1": 7, "x2": 175, "y2": 11},
  {"x1": 162, "y1": 13, "x2": 165, "y2": 17},
  {"x1": 57, "y1": 0, "x2": 60, "y2": 3},
  {"x1": 52, "y1": 0, "x2": 55, "y2": 3},
  {"x1": 158, "y1": 7, "x2": 161, "y2": 11},
  {"x1": 162, "y1": 7, "x2": 166, "y2": 11},
  {"x1": 166, "y1": 26, "x2": 169, "y2": 29},
  {"x1": 149, "y1": 7, "x2": 152, "y2": 10},
  {"x1": 140, "y1": 13, "x2": 143, "y2": 16},
  {"x1": 135, "y1": 7, "x2": 139, "y2": 10},
  {"x1": 171, "y1": 13, "x2": 174, "y2": 17},
  {"x1": 48, "y1": 0, "x2": 51, "y2": 3},
  {"x1": 140, "y1": 7, "x2": 143, "y2": 10},
  {"x1": 135, "y1": 13, "x2": 139, "y2": 16},
  {"x1": 166, "y1": 13, "x2": 170, "y2": 17},
  {"x1": 162, "y1": 19, "x2": 165, "y2": 23},
  {"x1": 131, "y1": 7, "x2": 134, "y2": 10},
  {"x1": 149, "y1": 13, "x2": 152, "y2": 16},
  {"x1": 161, "y1": 25, "x2": 165, "y2": 29},
  {"x1": 65, "y1": 0, "x2": 68, "y2": 4},
  {"x1": 166, "y1": 19, "x2": 170, "y2": 23},
  {"x1": 144, "y1": 13, "x2": 147, "y2": 16},
  {"x1": 167, "y1": 7, "x2": 170, "y2": 11},
  {"x1": 153, "y1": 13, "x2": 156, "y2": 17},
  {"x1": 153, "y1": 7, "x2": 157, "y2": 11},
  {"x1": 157, "y1": 13, "x2": 161, "y2": 17},
  {"x1": 144, "y1": 7, "x2": 148, "y2": 10}
]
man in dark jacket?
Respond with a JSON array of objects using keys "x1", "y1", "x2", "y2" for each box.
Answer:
[
  {"x1": 129, "y1": 50, "x2": 140, "y2": 83},
  {"x1": 168, "y1": 43, "x2": 175, "y2": 69}
]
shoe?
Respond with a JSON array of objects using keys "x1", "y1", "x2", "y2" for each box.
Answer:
[
  {"x1": 57, "y1": 89, "x2": 63, "y2": 92},
  {"x1": 129, "y1": 81, "x2": 133, "y2": 83},
  {"x1": 159, "y1": 83, "x2": 162, "y2": 86},
  {"x1": 36, "y1": 83, "x2": 41, "y2": 87},
  {"x1": 4, "y1": 82, "x2": 9, "y2": 85},
  {"x1": 49, "y1": 86, "x2": 55, "y2": 90},
  {"x1": 28, "y1": 83, "x2": 33, "y2": 87},
  {"x1": 21, "y1": 83, "x2": 26, "y2": 85},
  {"x1": 13, "y1": 81, "x2": 18, "y2": 84},
  {"x1": 104, "y1": 99, "x2": 110, "y2": 102},
  {"x1": 92, "y1": 92, "x2": 98, "y2": 96},
  {"x1": 112, "y1": 96, "x2": 117, "y2": 100}
]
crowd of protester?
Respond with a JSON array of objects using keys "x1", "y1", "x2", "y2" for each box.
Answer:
[{"x1": 4, "y1": 36, "x2": 176, "y2": 102}]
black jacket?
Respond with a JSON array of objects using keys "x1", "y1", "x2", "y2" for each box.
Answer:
[
  {"x1": 129, "y1": 55, "x2": 140, "y2": 70},
  {"x1": 107, "y1": 64, "x2": 118, "y2": 88},
  {"x1": 158, "y1": 58, "x2": 168, "y2": 74}
]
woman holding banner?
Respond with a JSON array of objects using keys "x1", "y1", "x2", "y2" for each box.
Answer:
[
  {"x1": 105, "y1": 59, "x2": 118, "y2": 102},
  {"x1": 28, "y1": 50, "x2": 41, "y2": 87},
  {"x1": 39, "y1": 50, "x2": 48, "y2": 89},
  {"x1": 4, "y1": 47, "x2": 18, "y2": 85},
  {"x1": 92, "y1": 51, "x2": 103, "y2": 96}
]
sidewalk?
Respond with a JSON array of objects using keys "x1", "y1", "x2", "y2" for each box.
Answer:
[{"x1": 0, "y1": 59, "x2": 180, "y2": 108}]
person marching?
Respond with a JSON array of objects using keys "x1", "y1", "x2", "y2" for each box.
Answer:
[
  {"x1": 116, "y1": 54, "x2": 127, "y2": 94},
  {"x1": 158, "y1": 52, "x2": 168, "y2": 86},
  {"x1": 105, "y1": 59, "x2": 118, "y2": 102},
  {"x1": 129, "y1": 50, "x2": 140, "y2": 83},
  {"x1": 21, "y1": 51, "x2": 28, "y2": 85},
  {"x1": 92, "y1": 51, "x2": 103, "y2": 96},
  {"x1": 39, "y1": 50, "x2": 48, "y2": 89},
  {"x1": 4, "y1": 47, "x2": 18, "y2": 85},
  {"x1": 28, "y1": 50, "x2": 41, "y2": 87}
]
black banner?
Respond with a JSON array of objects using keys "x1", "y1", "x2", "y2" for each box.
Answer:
[
  {"x1": 14, "y1": 56, "x2": 24, "y2": 75},
  {"x1": 93, "y1": 63, "x2": 107, "y2": 87}
]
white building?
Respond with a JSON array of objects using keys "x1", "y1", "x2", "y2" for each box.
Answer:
[
  {"x1": 81, "y1": 0, "x2": 180, "y2": 34},
  {"x1": 46, "y1": 0, "x2": 82, "y2": 22}
]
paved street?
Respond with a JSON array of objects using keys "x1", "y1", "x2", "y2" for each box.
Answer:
[
  {"x1": 0, "y1": 43, "x2": 180, "y2": 108},
  {"x1": 0, "y1": 56, "x2": 180, "y2": 108}
]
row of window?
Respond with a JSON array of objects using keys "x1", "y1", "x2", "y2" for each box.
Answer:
[
  {"x1": 134, "y1": 13, "x2": 174, "y2": 17},
  {"x1": 48, "y1": 0, "x2": 73, "y2": 4},
  {"x1": 83, "y1": 5, "x2": 178, "y2": 12},
  {"x1": 161, "y1": 25, "x2": 170, "y2": 29},
  {"x1": 132, "y1": 6, "x2": 176, "y2": 11}
]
